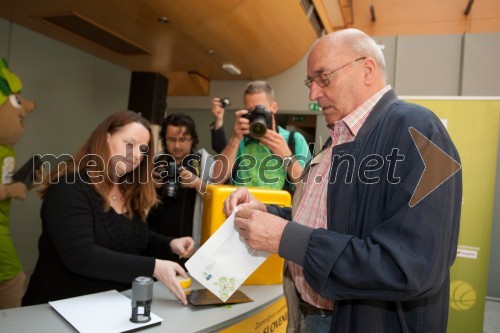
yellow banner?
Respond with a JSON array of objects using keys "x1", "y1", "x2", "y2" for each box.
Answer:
[
  {"x1": 406, "y1": 98, "x2": 500, "y2": 333},
  {"x1": 221, "y1": 297, "x2": 287, "y2": 333}
]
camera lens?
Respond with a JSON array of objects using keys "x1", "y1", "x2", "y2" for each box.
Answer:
[
  {"x1": 249, "y1": 119, "x2": 268, "y2": 138},
  {"x1": 163, "y1": 182, "x2": 178, "y2": 200},
  {"x1": 157, "y1": 161, "x2": 178, "y2": 200},
  {"x1": 220, "y1": 97, "x2": 230, "y2": 108}
]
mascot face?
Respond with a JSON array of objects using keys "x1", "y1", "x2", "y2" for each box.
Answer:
[
  {"x1": 0, "y1": 59, "x2": 36, "y2": 147},
  {"x1": 0, "y1": 94, "x2": 36, "y2": 147}
]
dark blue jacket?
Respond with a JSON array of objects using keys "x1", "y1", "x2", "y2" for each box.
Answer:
[{"x1": 273, "y1": 90, "x2": 462, "y2": 332}]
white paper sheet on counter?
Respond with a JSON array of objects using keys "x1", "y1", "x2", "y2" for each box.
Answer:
[{"x1": 49, "y1": 290, "x2": 163, "y2": 333}]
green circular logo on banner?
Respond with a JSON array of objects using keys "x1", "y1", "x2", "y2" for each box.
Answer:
[{"x1": 450, "y1": 280, "x2": 476, "y2": 310}]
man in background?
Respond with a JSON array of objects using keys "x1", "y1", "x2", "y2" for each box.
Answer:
[
  {"x1": 212, "y1": 81, "x2": 311, "y2": 192},
  {"x1": 148, "y1": 113, "x2": 216, "y2": 258}
]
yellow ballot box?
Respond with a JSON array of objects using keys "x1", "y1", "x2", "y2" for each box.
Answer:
[{"x1": 201, "y1": 184, "x2": 291, "y2": 285}]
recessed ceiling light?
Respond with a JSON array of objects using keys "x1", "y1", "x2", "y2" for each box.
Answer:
[{"x1": 222, "y1": 63, "x2": 242, "y2": 75}]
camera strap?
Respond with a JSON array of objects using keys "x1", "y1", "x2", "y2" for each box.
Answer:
[{"x1": 287, "y1": 131, "x2": 296, "y2": 157}]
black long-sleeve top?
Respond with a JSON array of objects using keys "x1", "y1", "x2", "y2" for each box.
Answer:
[
  {"x1": 211, "y1": 125, "x2": 227, "y2": 154},
  {"x1": 22, "y1": 174, "x2": 174, "y2": 305}
]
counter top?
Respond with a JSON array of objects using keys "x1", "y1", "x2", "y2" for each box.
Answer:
[{"x1": 0, "y1": 281, "x2": 284, "y2": 333}]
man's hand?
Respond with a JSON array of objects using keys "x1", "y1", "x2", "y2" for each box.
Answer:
[
  {"x1": 259, "y1": 129, "x2": 292, "y2": 159},
  {"x1": 234, "y1": 208, "x2": 287, "y2": 254},
  {"x1": 211, "y1": 97, "x2": 225, "y2": 130},
  {"x1": 151, "y1": 169, "x2": 164, "y2": 189},
  {"x1": 223, "y1": 187, "x2": 266, "y2": 216},
  {"x1": 233, "y1": 110, "x2": 250, "y2": 140},
  {"x1": 178, "y1": 168, "x2": 204, "y2": 194}
]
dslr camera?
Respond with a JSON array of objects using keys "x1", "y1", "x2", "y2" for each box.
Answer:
[
  {"x1": 156, "y1": 161, "x2": 179, "y2": 200},
  {"x1": 242, "y1": 104, "x2": 273, "y2": 139}
]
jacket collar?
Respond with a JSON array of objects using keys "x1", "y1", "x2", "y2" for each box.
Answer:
[{"x1": 356, "y1": 89, "x2": 399, "y2": 138}]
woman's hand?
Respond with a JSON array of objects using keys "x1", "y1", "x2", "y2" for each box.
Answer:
[
  {"x1": 153, "y1": 260, "x2": 189, "y2": 305},
  {"x1": 170, "y1": 237, "x2": 195, "y2": 259}
]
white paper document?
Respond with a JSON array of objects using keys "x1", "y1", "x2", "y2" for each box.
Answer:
[
  {"x1": 185, "y1": 209, "x2": 269, "y2": 302},
  {"x1": 49, "y1": 290, "x2": 163, "y2": 333}
]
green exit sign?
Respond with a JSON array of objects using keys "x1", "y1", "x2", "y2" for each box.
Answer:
[
  {"x1": 291, "y1": 116, "x2": 305, "y2": 122},
  {"x1": 308, "y1": 102, "x2": 320, "y2": 111}
]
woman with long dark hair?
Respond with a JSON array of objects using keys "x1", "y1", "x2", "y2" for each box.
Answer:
[{"x1": 23, "y1": 110, "x2": 194, "y2": 306}]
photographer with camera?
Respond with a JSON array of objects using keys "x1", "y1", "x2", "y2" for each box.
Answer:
[
  {"x1": 148, "y1": 113, "x2": 215, "y2": 260},
  {"x1": 212, "y1": 81, "x2": 311, "y2": 192}
]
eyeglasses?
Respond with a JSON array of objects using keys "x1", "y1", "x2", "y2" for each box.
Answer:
[
  {"x1": 304, "y1": 57, "x2": 366, "y2": 88},
  {"x1": 166, "y1": 137, "x2": 192, "y2": 144}
]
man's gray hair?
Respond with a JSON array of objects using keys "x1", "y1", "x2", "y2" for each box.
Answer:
[{"x1": 244, "y1": 80, "x2": 275, "y2": 102}]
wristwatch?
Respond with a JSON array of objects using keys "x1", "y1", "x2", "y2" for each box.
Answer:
[{"x1": 282, "y1": 156, "x2": 295, "y2": 169}]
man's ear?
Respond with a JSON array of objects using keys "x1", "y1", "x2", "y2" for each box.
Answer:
[
  {"x1": 271, "y1": 102, "x2": 278, "y2": 114},
  {"x1": 363, "y1": 57, "x2": 377, "y2": 85}
]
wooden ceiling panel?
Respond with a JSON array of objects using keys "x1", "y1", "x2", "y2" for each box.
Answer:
[
  {"x1": 1, "y1": 0, "x2": 499, "y2": 95},
  {"x1": 347, "y1": 0, "x2": 500, "y2": 36},
  {"x1": 141, "y1": 0, "x2": 317, "y2": 79}
]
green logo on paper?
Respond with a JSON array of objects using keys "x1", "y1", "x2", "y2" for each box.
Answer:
[{"x1": 215, "y1": 276, "x2": 236, "y2": 301}]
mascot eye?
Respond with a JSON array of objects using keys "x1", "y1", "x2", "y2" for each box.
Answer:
[{"x1": 9, "y1": 95, "x2": 22, "y2": 108}]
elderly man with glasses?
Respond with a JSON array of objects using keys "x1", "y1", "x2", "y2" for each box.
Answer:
[{"x1": 223, "y1": 29, "x2": 462, "y2": 333}]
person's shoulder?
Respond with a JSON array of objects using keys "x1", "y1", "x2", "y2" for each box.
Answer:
[
  {"x1": 277, "y1": 126, "x2": 290, "y2": 137},
  {"x1": 390, "y1": 100, "x2": 436, "y2": 119},
  {"x1": 385, "y1": 100, "x2": 442, "y2": 129},
  {"x1": 42, "y1": 172, "x2": 98, "y2": 214},
  {"x1": 44, "y1": 172, "x2": 91, "y2": 196},
  {"x1": 282, "y1": 128, "x2": 308, "y2": 147},
  {"x1": 378, "y1": 100, "x2": 450, "y2": 150},
  {"x1": 292, "y1": 130, "x2": 307, "y2": 142},
  {"x1": 0, "y1": 144, "x2": 14, "y2": 155}
]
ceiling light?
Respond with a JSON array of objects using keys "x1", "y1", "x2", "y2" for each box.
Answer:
[
  {"x1": 157, "y1": 17, "x2": 169, "y2": 24},
  {"x1": 222, "y1": 63, "x2": 242, "y2": 75}
]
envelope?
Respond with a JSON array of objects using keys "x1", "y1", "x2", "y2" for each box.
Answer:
[{"x1": 185, "y1": 209, "x2": 269, "y2": 301}]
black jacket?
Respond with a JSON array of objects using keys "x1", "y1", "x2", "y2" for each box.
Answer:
[{"x1": 274, "y1": 90, "x2": 462, "y2": 332}]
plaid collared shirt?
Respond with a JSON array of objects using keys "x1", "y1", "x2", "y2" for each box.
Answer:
[{"x1": 289, "y1": 86, "x2": 391, "y2": 309}]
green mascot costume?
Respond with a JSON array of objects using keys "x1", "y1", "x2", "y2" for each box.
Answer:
[{"x1": 0, "y1": 58, "x2": 36, "y2": 309}]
